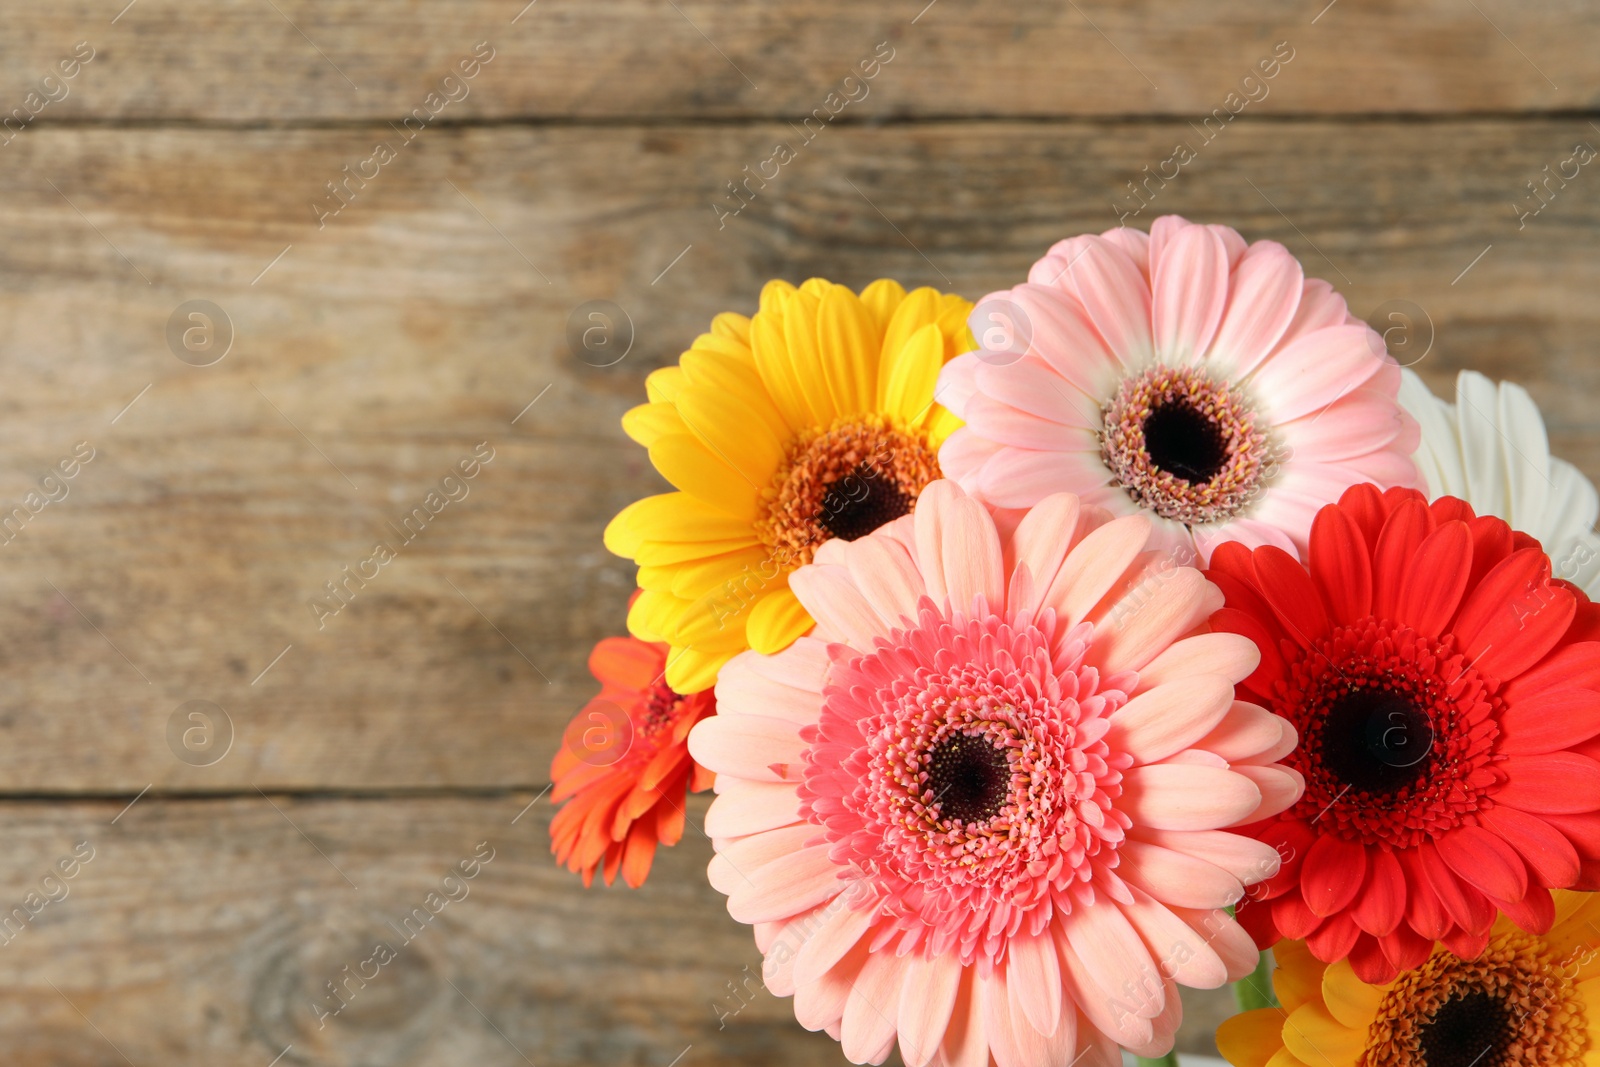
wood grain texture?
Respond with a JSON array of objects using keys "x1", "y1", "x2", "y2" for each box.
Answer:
[
  {"x1": 0, "y1": 0, "x2": 1596, "y2": 122},
  {"x1": 0, "y1": 794, "x2": 1238, "y2": 1066},
  {"x1": 0, "y1": 118, "x2": 1596, "y2": 791}
]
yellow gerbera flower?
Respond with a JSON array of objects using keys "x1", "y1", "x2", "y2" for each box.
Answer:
[
  {"x1": 1217, "y1": 890, "x2": 1600, "y2": 1067},
  {"x1": 604, "y1": 277, "x2": 974, "y2": 692}
]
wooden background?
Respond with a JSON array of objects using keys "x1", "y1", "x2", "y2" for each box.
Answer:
[{"x1": 0, "y1": 1, "x2": 1596, "y2": 1063}]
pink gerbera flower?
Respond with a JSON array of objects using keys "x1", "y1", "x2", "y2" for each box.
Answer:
[
  {"x1": 937, "y1": 215, "x2": 1421, "y2": 561},
  {"x1": 687, "y1": 480, "x2": 1304, "y2": 1067}
]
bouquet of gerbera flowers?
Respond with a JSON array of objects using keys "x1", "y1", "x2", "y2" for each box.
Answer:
[{"x1": 551, "y1": 215, "x2": 1600, "y2": 1067}]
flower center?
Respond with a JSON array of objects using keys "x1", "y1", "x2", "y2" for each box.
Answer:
[
  {"x1": 925, "y1": 732, "x2": 1013, "y2": 825},
  {"x1": 1278, "y1": 617, "x2": 1500, "y2": 847},
  {"x1": 641, "y1": 677, "x2": 684, "y2": 738},
  {"x1": 1100, "y1": 366, "x2": 1275, "y2": 525},
  {"x1": 796, "y1": 603, "x2": 1131, "y2": 965},
  {"x1": 755, "y1": 416, "x2": 940, "y2": 568},
  {"x1": 1319, "y1": 686, "x2": 1436, "y2": 796},
  {"x1": 1364, "y1": 934, "x2": 1584, "y2": 1067}
]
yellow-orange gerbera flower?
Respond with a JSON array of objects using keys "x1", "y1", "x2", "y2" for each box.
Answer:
[
  {"x1": 1217, "y1": 890, "x2": 1600, "y2": 1067},
  {"x1": 604, "y1": 278, "x2": 974, "y2": 692}
]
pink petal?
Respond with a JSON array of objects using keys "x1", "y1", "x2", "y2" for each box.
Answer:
[
  {"x1": 980, "y1": 448, "x2": 1110, "y2": 510},
  {"x1": 1279, "y1": 276, "x2": 1350, "y2": 345},
  {"x1": 1194, "y1": 702, "x2": 1295, "y2": 763},
  {"x1": 897, "y1": 951, "x2": 962, "y2": 1067},
  {"x1": 1089, "y1": 567, "x2": 1223, "y2": 675},
  {"x1": 794, "y1": 937, "x2": 867, "y2": 1031},
  {"x1": 1152, "y1": 222, "x2": 1229, "y2": 364},
  {"x1": 1250, "y1": 324, "x2": 1385, "y2": 422},
  {"x1": 688, "y1": 714, "x2": 806, "y2": 782},
  {"x1": 913, "y1": 480, "x2": 1004, "y2": 613},
  {"x1": 975, "y1": 357, "x2": 1103, "y2": 427},
  {"x1": 789, "y1": 562, "x2": 888, "y2": 650},
  {"x1": 939, "y1": 969, "x2": 989, "y2": 1067},
  {"x1": 1120, "y1": 764, "x2": 1262, "y2": 830},
  {"x1": 1101, "y1": 224, "x2": 1152, "y2": 278},
  {"x1": 1229, "y1": 764, "x2": 1305, "y2": 824},
  {"x1": 838, "y1": 532, "x2": 926, "y2": 630},
  {"x1": 933, "y1": 352, "x2": 982, "y2": 418},
  {"x1": 1059, "y1": 912, "x2": 1159, "y2": 1047},
  {"x1": 937, "y1": 427, "x2": 1004, "y2": 488},
  {"x1": 1207, "y1": 240, "x2": 1303, "y2": 380},
  {"x1": 1132, "y1": 827, "x2": 1284, "y2": 887},
  {"x1": 714, "y1": 658, "x2": 824, "y2": 725},
  {"x1": 1006, "y1": 492, "x2": 1084, "y2": 616},
  {"x1": 1012, "y1": 284, "x2": 1125, "y2": 400},
  {"x1": 1122, "y1": 886, "x2": 1230, "y2": 988},
  {"x1": 841, "y1": 951, "x2": 903, "y2": 1064},
  {"x1": 964, "y1": 393, "x2": 1100, "y2": 451},
  {"x1": 1063, "y1": 236, "x2": 1154, "y2": 369},
  {"x1": 727, "y1": 844, "x2": 841, "y2": 924},
  {"x1": 704, "y1": 781, "x2": 802, "y2": 838},
  {"x1": 1007, "y1": 928, "x2": 1063, "y2": 1037},
  {"x1": 1107, "y1": 675, "x2": 1235, "y2": 764},
  {"x1": 1134, "y1": 632, "x2": 1260, "y2": 690},
  {"x1": 747, "y1": 636, "x2": 831, "y2": 691},
  {"x1": 1117, "y1": 838, "x2": 1245, "y2": 908},
  {"x1": 792, "y1": 900, "x2": 876, "y2": 989},
  {"x1": 1044, "y1": 513, "x2": 1153, "y2": 627}
]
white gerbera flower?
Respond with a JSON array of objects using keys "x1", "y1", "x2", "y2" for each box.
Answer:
[{"x1": 1399, "y1": 368, "x2": 1600, "y2": 594}]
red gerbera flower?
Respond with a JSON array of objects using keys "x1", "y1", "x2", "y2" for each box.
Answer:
[
  {"x1": 550, "y1": 633, "x2": 715, "y2": 887},
  {"x1": 1210, "y1": 483, "x2": 1600, "y2": 984}
]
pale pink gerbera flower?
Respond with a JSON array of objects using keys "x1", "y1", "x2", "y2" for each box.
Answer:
[
  {"x1": 938, "y1": 215, "x2": 1421, "y2": 561},
  {"x1": 687, "y1": 480, "x2": 1303, "y2": 1067}
]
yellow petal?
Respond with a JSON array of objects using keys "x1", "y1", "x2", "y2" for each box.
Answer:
[
  {"x1": 751, "y1": 302, "x2": 814, "y2": 433},
  {"x1": 1578, "y1": 977, "x2": 1600, "y2": 1036},
  {"x1": 633, "y1": 536, "x2": 758, "y2": 567},
  {"x1": 746, "y1": 584, "x2": 814, "y2": 654},
  {"x1": 627, "y1": 588, "x2": 677, "y2": 642},
  {"x1": 882, "y1": 322, "x2": 945, "y2": 425},
  {"x1": 711, "y1": 311, "x2": 752, "y2": 346},
  {"x1": 759, "y1": 279, "x2": 797, "y2": 314},
  {"x1": 669, "y1": 545, "x2": 774, "y2": 599},
  {"x1": 647, "y1": 434, "x2": 761, "y2": 521},
  {"x1": 817, "y1": 284, "x2": 878, "y2": 418},
  {"x1": 1272, "y1": 941, "x2": 1325, "y2": 1013},
  {"x1": 879, "y1": 288, "x2": 944, "y2": 404},
  {"x1": 607, "y1": 492, "x2": 753, "y2": 548},
  {"x1": 664, "y1": 644, "x2": 729, "y2": 695},
  {"x1": 859, "y1": 278, "x2": 908, "y2": 339},
  {"x1": 936, "y1": 294, "x2": 977, "y2": 359},
  {"x1": 1321, "y1": 960, "x2": 1384, "y2": 1030},
  {"x1": 673, "y1": 388, "x2": 784, "y2": 487},
  {"x1": 679, "y1": 348, "x2": 791, "y2": 445},
  {"x1": 1282, "y1": 1002, "x2": 1365, "y2": 1067},
  {"x1": 1216, "y1": 1009, "x2": 1288, "y2": 1067},
  {"x1": 645, "y1": 365, "x2": 685, "y2": 404},
  {"x1": 782, "y1": 288, "x2": 835, "y2": 425},
  {"x1": 925, "y1": 406, "x2": 964, "y2": 450},
  {"x1": 798, "y1": 277, "x2": 833, "y2": 299},
  {"x1": 621, "y1": 401, "x2": 687, "y2": 447}
]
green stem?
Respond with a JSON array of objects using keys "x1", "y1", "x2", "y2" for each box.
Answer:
[
  {"x1": 1136, "y1": 1053, "x2": 1180, "y2": 1067},
  {"x1": 1233, "y1": 949, "x2": 1279, "y2": 1012}
]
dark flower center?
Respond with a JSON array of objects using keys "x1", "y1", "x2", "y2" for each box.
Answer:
[
  {"x1": 1319, "y1": 685, "x2": 1435, "y2": 796},
  {"x1": 642, "y1": 678, "x2": 684, "y2": 735},
  {"x1": 819, "y1": 463, "x2": 914, "y2": 542},
  {"x1": 1417, "y1": 990, "x2": 1512, "y2": 1067},
  {"x1": 1143, "y1": 398, "x2": 1230, "y2": 483},
  {"x1": 925, "y1": 733, "x2": 1012, "y2": 824}
]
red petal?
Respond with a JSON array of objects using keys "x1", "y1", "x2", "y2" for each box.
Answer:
[
  {"x1": 1348, "y1": 934, "x2": 1392, "y2": 983},
  {"x1": 1380, "y1": 923, "x2": 1434, "y2": 973},
  {"x1": 1253, "y1": 546, "x2": 1331, "y2": 648},
  {"x1": 1476, "y1": 805, "x2": 1582, "y2": 888},
  {"x1": 1306, "y1": 911, "x2": 1361, "y2": 962},
  {"x1": 1436, "y1": 825, "x2": 1529, "y2": 903},
  {"x1": 1495, "y1": 885, "x2": 1555, "y2": 933},
  {"x1": 1273, "y1": 891, "x2": 1322, "y2": 939},
  {"x1": 1372, "y1": 498, "x2": 1433, "y2": 622},
  {"x1": 1302, "y1": 834, "x2": 1368, "y2": 917},
  {"x1": 1351, "y1": 847, "x2": 1406, "y2": 936},
  {"x1": 1337, "y1": 483, "x2": 1389, "y2": 552},
  {"x1": 1309, "y1": 506, "x2": 1372, "y2": 624},
  {"x1": 1416, "y1": 842, "x2": 1495, "y2": 933},
  {"x1": 1396, "y1": 521, "x2": 1472, "y2": 635},
  {"x1": 1494, "y1": 753, "x2": 1600, "y2": 813},
  {"x1": 1429, "y1": 496, "x2": 1477, "y2": 525},
  {"x1": 1209, "y1": 607, "x2": 1287, "y2": 698},
  {"x1": 1535, "y1": 811, "x2": 1600, "y2": 866},
  {"x1": 1441, "y1": 926, "x2": 1490, "y2": 959},
  {"x1": 1503, "y1": 642, "x2": 1600, "y2": 700},
  {"x1": 1498, "y1": 688, "x2": 1600, "y2": 755},
  {"x1": 1399, "y1": 848, "x2": 1452, "y2": 939},
  {"x1": 590, "y1": 634, "x2": 667, "y2": 691},
  {"x1": 1465, "y1": 514, "x2": 1515, "y2": 591},
  {"x1": 1455, "y1": 548, "x2": 1576, "y2": 680},
  {"x1": 1234, "y1": 895, "x2": 1281, "y2": 947},
  {"x1": 619, "y1": 810, "x2": 661, "y2": 887}
]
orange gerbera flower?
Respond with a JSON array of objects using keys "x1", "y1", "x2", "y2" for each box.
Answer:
[{"x1": 550, "y1": 632, "x2": 715, "y2": 887}]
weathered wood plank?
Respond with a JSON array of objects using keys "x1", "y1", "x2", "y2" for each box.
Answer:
[
  {"x1": 0, "y1": 0, "x2": 1595, "y2": 122},
  {"x1": 0, "y1": 793, "x2": 1237, "y2": 1065},
  {"x1": 0, "y1": 119, "x2": 1595, "y2": 791}
]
